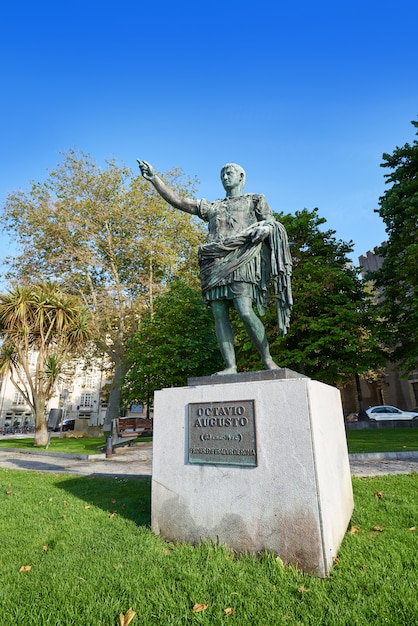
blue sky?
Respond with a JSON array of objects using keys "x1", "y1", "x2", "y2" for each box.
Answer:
[{"x1": 1, "y1": 0, "x2": 417, "y2": 275}]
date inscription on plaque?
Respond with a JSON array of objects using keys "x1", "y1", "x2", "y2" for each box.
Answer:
[{"x1": 188, "y1": 400, "x2": 257, "y2": 467}]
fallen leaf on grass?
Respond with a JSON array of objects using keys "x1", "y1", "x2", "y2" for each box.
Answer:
[
  {"x1": 114, "y1": 564, "x2": 123, "y2": 570},
  {"x1": 409, "y1": 526, "x2": 416, "y2": 531},
  {"x1": 19, "y1": 565, "x2": 31, "y2": 573},
  {"x1": 333, "y1": 556, "x2": 340, "y2": 565},
  {"x1": 119, "y1": 608, "x2": 136, "y2": 625},
  {"x1": 84, "y1": 505, "x2": 91, "y2": 510},
  {"x1": 62, "y1": 500, "x2": 67, "y2": 506},
  {"x1": 298, "y1": 586, "x2": 310, "y2": 593},
  {"x1": 110, "y1": 513, "x2": 116, "y2": 519},
  {"x1": 61, "y1": 514, "x2": 67, "y2": 520},
  {"x1": 192, "y1": 603, "x2": 209, "y2": 612},
  {"x1": 350, "y1": 526, "x2": 360, "y2": 535},
  {"x1": 42, "y1": 545, "x2": 48, "y2": 551},
  {"x1": 375, "y1": 491, "x2": 383, "y2": 499},
  {"x1": 372, "y1": 525, "x2": 384, "y2": 532},
  {"x1": 224, "y1": 607, "x2": 234, "y2": 616},
  {"x1": 111, "y1": 498, "x2": 117, "y2": 504},
  {"x1": 5, "y1": 489, "x2": 12, "y2": 495}
]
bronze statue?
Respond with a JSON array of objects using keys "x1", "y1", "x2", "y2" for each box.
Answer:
[{"x1": 137, "y1": 160, "x2": 292, "y2": 375}]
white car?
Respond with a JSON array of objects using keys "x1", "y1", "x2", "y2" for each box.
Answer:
[{"x1": 366, "y1": 405, "x2": 418, "y2": 421}]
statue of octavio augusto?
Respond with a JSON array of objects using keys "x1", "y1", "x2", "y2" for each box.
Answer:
[{"x1": 137, "y1": 159, "x2": 293, "y2": 376}]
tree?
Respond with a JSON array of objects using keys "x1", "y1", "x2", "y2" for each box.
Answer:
[
  {"x1": 1, "y1": 150, "x2": 204, "y2": 426},
  {"x1": 371, "y1": 120, "x2": 418, "y2": 373},
  {"x1": 123, "y1": 280, "x2": 223, "y2": 408},
  {"x1": 0, "y1": 282, "x2": 91, "y2": 445},
  {"x1": 234, "y1": 208, "x2": 385, "y2": 386}
]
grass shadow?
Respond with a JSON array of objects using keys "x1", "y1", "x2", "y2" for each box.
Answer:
[{"x1": 55, "y1": 474, "x2": 151, "y2": 527}]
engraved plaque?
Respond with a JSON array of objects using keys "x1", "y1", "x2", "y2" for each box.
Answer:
[{"x1": 188, "y1": 400, "x2": 257, "y2": 467}]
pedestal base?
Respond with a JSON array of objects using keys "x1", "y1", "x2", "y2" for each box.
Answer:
[{"x1": 151, "y1": 375, "x2": 353, "y2": 576}]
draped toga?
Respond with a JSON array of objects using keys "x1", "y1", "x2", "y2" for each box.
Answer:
[{"x1": 196, "y1": 193, "x2": 293, "y2": 336}]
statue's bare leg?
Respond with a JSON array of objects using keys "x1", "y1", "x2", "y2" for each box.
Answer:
[
  {"x1": 211, "y1": 300, "x2": 237, "y2": 375},
  {"x1": 233, "y1": 296, "x2": 280, "y2": 370}
]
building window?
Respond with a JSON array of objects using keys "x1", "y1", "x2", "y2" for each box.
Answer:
[
  {"x1": 82, "y1": 373, "x2": 95, "y2": 388},
  {"x1": 13, "y1": 392, "x2": 26, "y2": 406},
  {"x1": 80, "y1": 393, "x2": 94, "y2": 408}
]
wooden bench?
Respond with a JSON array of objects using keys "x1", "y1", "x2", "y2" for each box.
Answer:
[{"x1": 110, "y1": 417, "x2": 153, "y2": 451}]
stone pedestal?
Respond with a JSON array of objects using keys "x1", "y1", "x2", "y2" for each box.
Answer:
[{"x1": 151, "y1": 373, "x2": 353, "y2": 576}]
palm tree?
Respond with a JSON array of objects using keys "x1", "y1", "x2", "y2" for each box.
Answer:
[{"x1": 0, "y1": 282, "x2": 92, "y2": 445}]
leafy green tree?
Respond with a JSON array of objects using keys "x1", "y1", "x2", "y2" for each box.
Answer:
[
  {"x1": 1, "y1": 150, "x2": 203, "y2": 426},
  {"x1": 234, "y1": 208, "x2": 385, "y2": 386},
  {"x1": 123, "y1": 280, "x2": 223, "y2": 407},
  {"x1": 371, "y1": 120, "x2": 418, "y2": 373},
  {"x1": 0, "y1": 282, "x2": 91, "y2": 445}
]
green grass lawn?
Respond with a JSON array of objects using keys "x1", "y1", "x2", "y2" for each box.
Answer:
[
  {"x1": 0, "y1": 435, "x2": 107, "y2": 454},
  {"x1": 346, "y1": 427, "x2": 418, "y2": 454},
  {"x1": 0, "y1": 469, "x2": 417, "y2": 625},
  {"x1": 0, "y1": 435, "x2": 153, "y2": 455}
]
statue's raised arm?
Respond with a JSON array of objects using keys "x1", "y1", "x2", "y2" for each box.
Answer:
[{"x1": 137, "y1": 159, "x2": 198, "y2": 215}]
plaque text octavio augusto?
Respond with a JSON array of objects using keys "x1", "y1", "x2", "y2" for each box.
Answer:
[{"x1": 188, "y1": 400, "x2": 257, "y2": 467}]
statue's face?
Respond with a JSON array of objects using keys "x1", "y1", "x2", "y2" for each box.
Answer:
[{"x1": 221, "y1": 165, "x2": 243, "y2": 191}]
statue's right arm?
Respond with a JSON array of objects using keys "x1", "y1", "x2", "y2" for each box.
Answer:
[{"x1": 137, "y1": 159, "x2": 198, "y2": 215}]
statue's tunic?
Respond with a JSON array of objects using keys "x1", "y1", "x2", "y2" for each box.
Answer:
[{"x1": 196, "y1": 194, "x2": 293, "y2": 336}]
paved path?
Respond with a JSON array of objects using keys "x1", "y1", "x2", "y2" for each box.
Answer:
[
  {"x1": 0, "y1": 442, "x2": 418, "y2": 477},
  {"x1": 0, "y1": 442, "x2": 153, "y2": 478},
  {"x1": 349, "y1": 454, "x2": 418, "y2": 477}
]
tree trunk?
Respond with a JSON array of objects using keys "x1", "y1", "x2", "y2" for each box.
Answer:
[
  {"x1": 33, "y1": 399, "x2": 49, "y2": 446},
  {"x1": 103, "y1": 359, "x2": 129, "y2": 431},
  {"x1": 355, "y1": 373, "x2": 369, "y2": 421}
]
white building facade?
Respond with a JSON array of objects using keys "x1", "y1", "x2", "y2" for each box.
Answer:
[{"x1": 0, "y1": 352, "x2": 109, "y2": 432}]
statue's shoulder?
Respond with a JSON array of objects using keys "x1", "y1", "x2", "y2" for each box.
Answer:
[
  {"x1": 245, "y1": 193, "x2": 265, "y2": 202},
  {"x1": 246, "y1": 193, "x2": 267, "y2": 208},
  {"x1": 204, "y1": 194, "x2": 264, "y2": 207},
  {"x1": 201, "y1": 197, "x2": 225, "y2": 206},
  {"x1": 197, "y1": 197, "x2": 224, "y2": 220}
]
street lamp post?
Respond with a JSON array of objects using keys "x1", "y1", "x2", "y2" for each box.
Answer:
[{"x1": 60, "y1": 389, "x2": 69, "y2": 433}]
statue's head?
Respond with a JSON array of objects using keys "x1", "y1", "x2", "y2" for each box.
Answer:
[{"x1": 220, "y1": 163, "x2": 246, "y2": 192}]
